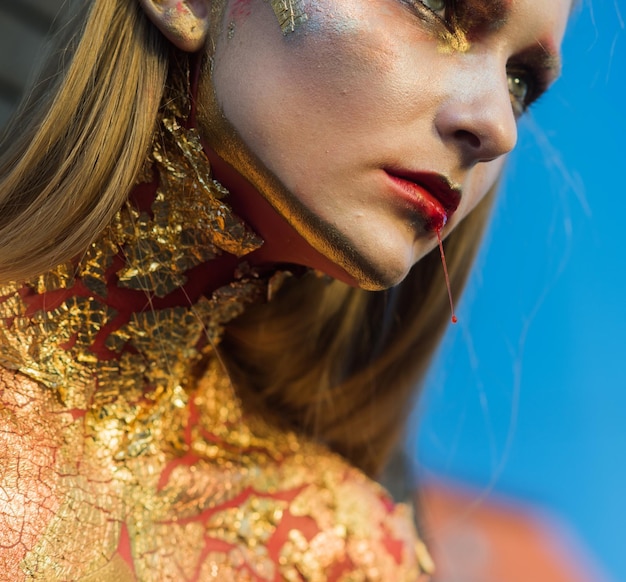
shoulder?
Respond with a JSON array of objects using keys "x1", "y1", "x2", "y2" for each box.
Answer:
[
  {"x1": 194, "y1": 363, "x2": 434, "y2": 580},
  {"x1": 247, "y1": 445, "x2": 434, "y2": 581}
]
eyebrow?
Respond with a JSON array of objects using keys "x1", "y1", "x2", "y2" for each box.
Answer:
[
  {"x1": 456, "y1": 0, "x2": 510, "y2": 33},
  {"x1": 523, "y1": 41, "x2": 563, "y2": 79},
  {"x1": 460, "y1": 0, "x2": 564, "y2": 77}
]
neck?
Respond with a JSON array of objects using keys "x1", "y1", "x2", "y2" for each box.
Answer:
[
  {"x1": 0, "y1": 111, "x2": 285, "y2": 408},
  {"x1": 204, "y1": 146, "x2": 359, "y2": 287}
]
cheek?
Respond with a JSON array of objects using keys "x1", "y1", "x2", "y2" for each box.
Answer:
[
  {"x1": 212, "y1": 2, "x2": 418, "y2": 160},
  {"x1": 221, "y1": 0, "x2": 399, "y2": 101},
  {"x1": 228, "y1": 0, "x2": 254, "y2": 19},
  {"x1": 464, "y1": 158, "x2": 506, "y2": 214}
]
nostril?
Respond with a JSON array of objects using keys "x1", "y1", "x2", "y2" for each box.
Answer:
[
  {"x1": 436, "y1": 83, "x2": 519, "y2": 164},
  {"x1": 453, "y1": 129, "x2": 481, "y2": 150}
]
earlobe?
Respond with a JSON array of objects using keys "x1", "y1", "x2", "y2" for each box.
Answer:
[{"x1": 138, "y1": 0, "x2": 211, "y2": 52}]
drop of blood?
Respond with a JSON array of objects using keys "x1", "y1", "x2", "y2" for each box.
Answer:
[{"x1": 436, "y1": 228, "x2": 457, "y2": 324}]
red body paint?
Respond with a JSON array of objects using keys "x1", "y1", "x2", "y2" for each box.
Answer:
[
  {"x1": 436, "y1": 229, "x2": 458, "y2": 324},
  {"x1": 230, "y1": 0, "x2": 253, "y2": 18}
]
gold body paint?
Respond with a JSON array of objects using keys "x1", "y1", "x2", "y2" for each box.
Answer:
[{"x1": 269, "y1": 0, "x2": 308, "y2": 34}]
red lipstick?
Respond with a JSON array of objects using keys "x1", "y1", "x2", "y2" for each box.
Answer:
[{"x1": 384, "y1": 170, "x2": 462, "y2": 231}]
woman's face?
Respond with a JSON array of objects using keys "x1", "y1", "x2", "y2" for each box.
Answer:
[{"x1": 197, "y1": 0, "x2": 571, "y2": 290}]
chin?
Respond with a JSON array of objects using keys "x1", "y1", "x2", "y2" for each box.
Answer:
[{"x1": 341, "y1": 253, "x2": 415, "y2": 292}]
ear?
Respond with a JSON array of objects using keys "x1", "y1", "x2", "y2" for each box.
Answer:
[{"x1": 138, "y1": 0, "x2": 211, "y2": 52}]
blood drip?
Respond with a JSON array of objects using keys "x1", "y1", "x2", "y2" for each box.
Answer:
[{"x1": 436, "y1": 228, "x2": 458, "y2": 324}]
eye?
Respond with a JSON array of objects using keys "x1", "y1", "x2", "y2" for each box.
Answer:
[
  {"x1": 507, "y1": 69, "x2": 534, "y2": 116},
  {"x1": 402, "y1": 0, "x2": 454, "y2": 30},
  {"x1": 419, "y1": 0, "x2": 447, "y2": 18}
]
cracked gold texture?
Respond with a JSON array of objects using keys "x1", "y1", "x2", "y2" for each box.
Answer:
[
  {"x1": 270, "y1": 0, "x2": 308, "y2": 34},
  {"x1": 0, "y1": 105, "x2": 432, "y2": 580}
]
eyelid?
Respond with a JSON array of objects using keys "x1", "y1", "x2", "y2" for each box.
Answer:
[
  {"x1": 511, "y1": 46, "x2": 562, "y2": 88},
  {"x1": 401, "y1": 0, "x2": 454, "y2": 32},
  {"x1": 420, "y1": 0, "x2": 448, "y2": 20},
  {"x1": 401, "y1": 1, "x2": 561, "y2": 116}
]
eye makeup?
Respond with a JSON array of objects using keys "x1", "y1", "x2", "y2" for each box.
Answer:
[
  {"x1": 400, "y1": 0, "x2": 514, "y2": 53},
  {"x1": 400, "y1": 0, "x2": 471, "y2": 52},
  {"x1": 453, "y1": 0, "x2": 510, "y2": 36},
  {"x1": 507, "y1": 43, "x2": 562, "y2": 114},
  {"x1": 402, "y1": 0, "x2": 563, "y2": 114}
]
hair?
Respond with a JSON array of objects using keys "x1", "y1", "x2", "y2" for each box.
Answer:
[
  {"x1": 222, "y1": 194, "x2": 493, "y2": 476},
  {"x1": 0, "y1": 0, "x2": 494, "y2": 477},
  {"x1": 0, "y1": 0, "x2": 168, "y2": 282}
]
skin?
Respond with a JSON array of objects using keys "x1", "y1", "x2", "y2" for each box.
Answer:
[
  {"x1": 138, "y1": 0, "x2": 211, "y2": 51},
  {"x1": 145, "y1": 0, "x2": 571, "y2": 289}
]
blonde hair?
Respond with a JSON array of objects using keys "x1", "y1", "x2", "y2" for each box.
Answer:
[
  {"x1": 0, "y1": 0, "x2": 494, "y2": 477},
  {"x1": 222, "y1": 195, "x2": 493, "y2": 476},
  {"x1": 0, "y1": 0, "x2": 168, "y2": 282}
]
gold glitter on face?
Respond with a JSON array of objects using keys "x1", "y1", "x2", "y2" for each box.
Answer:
[
  {"x1": 437, "y1": 27, "x2": 471, "y2": 54},
  {"x1": 0, "y1": 87, "x2": 432, "y2": 580},
  {"x1": 269, "y1": 0, "x2": 308, "y2": 34}
]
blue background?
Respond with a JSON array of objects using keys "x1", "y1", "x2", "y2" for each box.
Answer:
[{"x1": 412, "y1": 2, "x2": 626, "y2": 581}]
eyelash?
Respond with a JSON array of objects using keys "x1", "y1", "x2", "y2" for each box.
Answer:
[{"x1": 413, "y1": 0, "x2": 455, "y2": 29}]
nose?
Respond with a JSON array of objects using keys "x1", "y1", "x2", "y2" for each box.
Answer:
[{"x1": 435, "y1": 55, "x2": 518, "y2": 166}]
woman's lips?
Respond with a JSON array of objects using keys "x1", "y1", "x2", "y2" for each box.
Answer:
[{"x1": 384, "y1": 170, "x2": 462, "y2": 231}]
